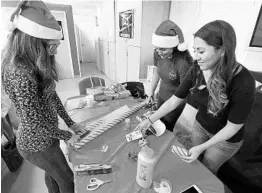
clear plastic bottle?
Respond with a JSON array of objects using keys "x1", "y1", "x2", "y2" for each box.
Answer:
[
  {"x1": 124, "y1": 118, "x2": 131, "y2": 131},
  {"x1": 85, "y1": 95, "x2": 94, "y2": 107},
  {"x1": 136, "y1": 146, "x2": 155, "y2": 188}
]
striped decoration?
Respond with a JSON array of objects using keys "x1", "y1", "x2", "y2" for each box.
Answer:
[{"x1": 73, "y1": 100, "x2": 147, "y2": 150}]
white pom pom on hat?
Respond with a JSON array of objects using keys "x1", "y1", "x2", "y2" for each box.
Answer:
[
  {"x1": 178, "y1": 42, "x2": 188, "y2": 52},
  {"x1": 152, "y1": 20, "x2": 188, "y2": 51},
  {"x1": 6, "y1": 0, "x2": 63, "y2": 40}
]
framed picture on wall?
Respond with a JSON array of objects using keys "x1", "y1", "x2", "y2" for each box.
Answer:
[
  {"x1": 119, "y1": 9, "x2": 134, "y2": 39},
  {"x1": 249, "y1": 5, "x2": 262, "y2": 48},
  {"x1": 245, "y1": 4, "x2": 262, "y2": 51}
]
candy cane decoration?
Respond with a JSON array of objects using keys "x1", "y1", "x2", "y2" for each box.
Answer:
[{"x1": 73, "y1": 101, "x2": 147, "y2": 150}]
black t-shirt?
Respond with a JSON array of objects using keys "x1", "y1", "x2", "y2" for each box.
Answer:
[
  {"x1": 174, "y1": 63, "x2": 256, "y2": 142},
  {"x1": 154, "y1": 50, "x2": 192, "y2": 101}
]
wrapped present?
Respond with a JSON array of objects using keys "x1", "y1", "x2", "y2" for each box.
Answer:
[
  {"x1": 101, "y1": 82, "x2": 131, "y2": 100},
  {"x1": 74, "y1": 163, "x2": 112, "y2": 176},
  {"x1": 86, "y1": 86, "x2": 104, "y2": 96},
  {"x1": 65, "y1": 96, "x2": 86, "y2": 111},
  {"x1": 107, "y1": 82, "x2": 126, "y2": 93},
  {"x1": 104, "y1": 89, "x2": 115, "y2": 95},
  {"x1": 114, "y1": 90, "x2": 131, "y2": 99},
  {"x1": 94, "y1": 95, "x2": 113, "y2": 101}
]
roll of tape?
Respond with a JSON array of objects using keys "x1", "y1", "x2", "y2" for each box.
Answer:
[{"x1": 159, "y1": 179, "x2": 172, "y2": 193}]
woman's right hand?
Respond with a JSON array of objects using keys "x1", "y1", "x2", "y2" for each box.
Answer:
[
  {"x1": 67, "y1": 132, "x2": 80, "y2": 145},
  {"x1": 146, "y1": 95, "x2": 154, "y2": 105},
  {"x1": 70, "y1": 123, "x2": 86, "y2": 135},
  {"x1": 135, "y1": 119, "x2": 151, "y2": 135}
]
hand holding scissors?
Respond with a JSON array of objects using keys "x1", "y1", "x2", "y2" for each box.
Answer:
[{"x1": 86, "y1": 178, "x2": 113, "y2": 191}]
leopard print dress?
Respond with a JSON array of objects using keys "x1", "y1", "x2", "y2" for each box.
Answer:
[{"x1": 2, "y1": 66, "x2": 74, "y2": 152}]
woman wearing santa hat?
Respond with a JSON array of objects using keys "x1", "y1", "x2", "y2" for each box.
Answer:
[
  {"x1": 147, "y1": 20, "x2": 193, "y2": 132},
  {"x1": 2, "y1": 1, "x2": 86, "y2": 192},
  {"x1": 139, "y1": 20, "x2": 255, "y2": 174}
]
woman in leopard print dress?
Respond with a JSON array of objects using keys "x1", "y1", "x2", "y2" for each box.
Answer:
[{"x1": 2, "y1": 1, "x2": 85, "y2": 193}]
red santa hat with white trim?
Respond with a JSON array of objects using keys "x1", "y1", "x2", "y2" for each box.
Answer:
[
  {"x1": 6, "y1": 0, "x2": 63, "y2": 40},
  {"x1": 152, "y1": 20, "x2": 187, "y2": 51}
]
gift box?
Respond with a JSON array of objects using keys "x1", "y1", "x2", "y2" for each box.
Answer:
[
  {"x1": 86, "y1": 86, "x2": 104, "y2": 96},
  {"x1": 94, "y1": 95, "x2": 113, "y2": 101},
  {"x1": 113, "y1": 90, "x2": 131, "y2": 99}
]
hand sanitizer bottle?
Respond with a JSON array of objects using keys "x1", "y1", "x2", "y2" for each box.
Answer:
[{"x1": 136, "y1": 146, "x2": 155, "y2": 188}]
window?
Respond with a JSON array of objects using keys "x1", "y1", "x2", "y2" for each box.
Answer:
[{"x1": 249, "y1": 5, "x2": 262, "y2": 48}]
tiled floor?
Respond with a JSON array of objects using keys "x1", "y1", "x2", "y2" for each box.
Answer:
[{"x1": 1, "y1": 62, "x2": 112, "y2": 193}]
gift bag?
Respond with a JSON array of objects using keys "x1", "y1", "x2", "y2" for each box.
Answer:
[
  {"x1": 121, "y1": 81, "x2": 146, "y2": 99},
  {"x1": 1, "y1": 117, "x2": 23, "y2": 172},
  {"x1": 1, "y1": 135, "x2": 23, "y2": 172}
]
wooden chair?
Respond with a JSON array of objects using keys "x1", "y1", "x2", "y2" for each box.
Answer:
[{"x1": 78, "y1": 77, "x2": 106, "y2": 95}]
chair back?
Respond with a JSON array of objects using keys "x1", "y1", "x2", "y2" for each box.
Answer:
[{"x1": 78, "y1": 77, "x2": 105, "y2": 95}]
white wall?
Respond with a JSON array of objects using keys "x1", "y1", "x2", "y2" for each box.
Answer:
[
  {"x1": 169, "y1": 1, "x2": 199, "y2": 58},
  {"x1": 169, "y1": 0, "x2": 262, "y2": 72},
  {"x1": 1, "y1": 7, "x2": 13, "y2": 50}
]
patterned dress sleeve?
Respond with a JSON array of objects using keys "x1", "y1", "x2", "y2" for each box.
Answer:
[
  {"x1": 52, "y1": 91, "x2": 75, "y2": 127},
  {"x1": 12, "y1": 71, "x2": 72, "y2": 141}
]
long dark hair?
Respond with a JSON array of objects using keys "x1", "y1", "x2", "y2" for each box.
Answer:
[
  {"x1": 193, "y1": 20, "x2": 238, "y2": 115},
  {"x1": 1, "y1": 29, "x2": 58, "y2": 95},
  {"x1": 172, "y1": 47, "x2": 193, "y2": 66}
]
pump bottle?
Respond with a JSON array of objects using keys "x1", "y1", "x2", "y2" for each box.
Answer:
[{"x1": 136, "y1": 146, "x2": 155, "y2": 188}]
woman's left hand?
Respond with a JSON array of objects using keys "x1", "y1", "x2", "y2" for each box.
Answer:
[
  {"x1": 70, "y1": 123, "x2": 86, "y2": 135},
  {"x1": 181, "y1": 145, "x2": 205, "y2": 163}
]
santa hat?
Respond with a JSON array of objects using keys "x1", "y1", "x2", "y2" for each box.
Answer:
[
  {"x1": 152, "y1": 20, "x2": 187, "y2": 51},
  {"x1": 6, "y1": 0, "x2": 63, "y2": 40}
]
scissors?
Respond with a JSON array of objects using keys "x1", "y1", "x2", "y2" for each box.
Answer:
[{"x1": 86, "y1": 178, "x2": 113, "y2": 191}]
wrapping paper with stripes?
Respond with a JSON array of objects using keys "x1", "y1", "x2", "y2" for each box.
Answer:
[{"x1": 73, "y1": 100, "x2": 147, "y2": 150}]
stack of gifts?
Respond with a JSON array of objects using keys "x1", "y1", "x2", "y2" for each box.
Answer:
[
  {"x1": 93, "y1": 82, "x2": 131, "y2": 101},
  {"x1": 85, "y1": 86, "x2": 104, "y2": 96}
]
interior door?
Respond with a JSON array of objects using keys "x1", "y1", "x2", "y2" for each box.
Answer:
[
  {"x1": 115, "y1": 40, "x2": 128, "y2": 83},
  {"x1": 99, "y1": 39, "x2": 106, "y2": 73},
  {"x1": 108, "y1": 41, "x2": 116, "y2": 80},
  {"x1": 78, "y1": 21, "x2": 96, "y2": 63},
  {"x1": 127, "y1": 45, "x2": 140, "y2": 81},
  {"x1": 115, "y1": 1, "x2": 142, "y2": 83}
]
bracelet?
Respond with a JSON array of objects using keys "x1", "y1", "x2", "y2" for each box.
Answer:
[{"x1": 148, "y1": 117, "x2": 153, "y2": 124}]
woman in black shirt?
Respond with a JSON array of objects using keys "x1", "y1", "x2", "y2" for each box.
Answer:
[{"x1": 138, "y1": 20, "x2": 256, "y2": 174}]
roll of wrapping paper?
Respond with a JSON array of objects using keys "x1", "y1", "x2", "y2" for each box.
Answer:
[{"x1": 73, "y1": 100, "x2": 147, "y2": 150}]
